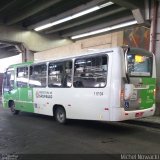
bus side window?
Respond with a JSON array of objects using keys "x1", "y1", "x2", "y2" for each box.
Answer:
[
  {"x1": 29, "y1": 64, "x2": 47, "y2": 87},
  {"x1": 16, "y1": 67, "x2": 28, "y2": 87},
  {"x1": 73, "y1": 55, "x2": 108, "y2": 88},
  {"x1": 48, "y1": 60, "x2": 72, "y2": 88}
]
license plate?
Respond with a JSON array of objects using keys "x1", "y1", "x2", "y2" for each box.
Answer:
[{"x1": 135, "y1": 112, "x2": 144, "y2": 118}]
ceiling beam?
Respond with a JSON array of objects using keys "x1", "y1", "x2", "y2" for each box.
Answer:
[
  {"x1": 45, "y1": 7, "x2": 126, "y2": 34},
  {"x1": 110, "y1": 0, "x2": 142, "y2": 9},
  {"x1": 0, "y1": 0, "x2": 16, "y2": 12},
  {"x1": 15, "y1": 45, "x2": 22, "y2": 53},
  {"x1": 0, "y1": 25, "x2": 72, "y2": 51},
  {"x1": 61, "y1": 15, "x2": 134, "y2": 37},
  {"x1": 145, "y1": 0, "x2": 150, "y2": 20},
  {"x1": 27, "y1": 0, "x2": 109, "y2": 30},
  {"x1": 0, "y1": 48, "x2": 19, "y2": 58},
  {"x1": 132, "y1": 9, "x2": 145, "y2": 24},
  {"x1": 0, "y1": 0, "x2": 29, "y2": 15},
  {"x1": 0, "y1": 43, "x2": 13, "y2": 49},
  {"x1": 6, "y1": 0, "x2": 62, "y2": 25}
]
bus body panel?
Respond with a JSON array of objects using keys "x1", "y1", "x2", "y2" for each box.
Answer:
[
  {"x1": 2, "y1": 47, "x2": 156, "y2": 122},
  {"x1": 125, "y1": 77, "x2": 156, "y2": 110},
  {"x1": 33, "y1": 87, "x2": 111, "y2": 120},
  {"x1": 110, "y1": 48, "x2": 124, "y2": 109},
  {"x1": 32, "y1": 52, "x2": 113, "y2": 121}
]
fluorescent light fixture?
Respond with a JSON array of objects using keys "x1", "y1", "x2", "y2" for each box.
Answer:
[
  {"x1": 71, "y1": 7, "x2": 99, "y2": 19},
  {"x1": 35, "y1": 23, "x2": 53, "y2": 31},
  {"x1": 71, "y1": 20, "x2": 137, "y2": 39},
  {"x1": 99, "y1": 1, "x2": 114, "y2": 8},
  {"x1": 34, "y1": 2, "x2": 114, "y2": 31}
]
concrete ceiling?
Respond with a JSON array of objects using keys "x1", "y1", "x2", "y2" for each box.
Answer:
[
  {"x1": 0, "y1": 0, "x2": 151, "y2": 55},
  {"x1": 0, "y1": 40, "x2": 23, "y2": 58}
]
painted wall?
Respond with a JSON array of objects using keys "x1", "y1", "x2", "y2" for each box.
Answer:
[
  {"x1": 123, "y1": 26, "x2": 150, "y2": 50},
  {"x1": 34, "y1": 27, "x2": 151, "y2": 62},
  {"x1": 34, "y1": 31, "x2": 123, "y2": 61}
]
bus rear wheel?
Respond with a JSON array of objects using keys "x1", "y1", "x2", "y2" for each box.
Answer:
[
  {"x1": 10, "y1": 101, "x2": 19, "y2": 115},
  {"x1": 55, "y1": 107, "x2": 66, "y2": 124}
]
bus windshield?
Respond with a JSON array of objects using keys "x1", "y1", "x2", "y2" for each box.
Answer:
[
  {"x1": 3, "y1": 68, "x2": 14, "y2": 92},
  {"x1": 127, "y1": 51, "x2": 152, "y2": 77}
]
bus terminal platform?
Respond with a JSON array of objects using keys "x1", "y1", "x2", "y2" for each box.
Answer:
[{"x1": 125, "y1": 116, "x2": 160, "y2": 129}]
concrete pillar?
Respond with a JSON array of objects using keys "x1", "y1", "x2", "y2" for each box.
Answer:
[
  {"x1": 19, "y1": 44, "x2": 34, "y2": 62},
  {"x1": 150, "y1": 1, "x2": 160, "y2": 115},
  {"x1": 155, "y1": 1, "x2": 160, "y2": 115}
]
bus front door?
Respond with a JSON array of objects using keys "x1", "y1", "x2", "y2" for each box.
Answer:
[{"x1": 17, "y1": 87, "x2": 34, "y2": 113}]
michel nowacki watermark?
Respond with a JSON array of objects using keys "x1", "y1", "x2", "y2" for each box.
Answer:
[{"x1": 121, "y1": 154, "x2": 160, "y2": 160}]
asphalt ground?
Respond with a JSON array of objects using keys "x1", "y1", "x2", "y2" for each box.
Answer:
[{"x1": 0, "y1": 104, "x2": 160, "y2": 160}]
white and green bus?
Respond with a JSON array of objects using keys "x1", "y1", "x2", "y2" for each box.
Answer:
[{"x1": 2, "y1": 46, "x2": 156, "y2": 124}]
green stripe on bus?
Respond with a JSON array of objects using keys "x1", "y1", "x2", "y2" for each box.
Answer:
[{"x1": 139, "y1": 78, "x2": 156, "y2": 109}]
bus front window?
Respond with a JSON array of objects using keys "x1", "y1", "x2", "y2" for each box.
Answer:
[{"x1": 127, "y1": 54, "x2": 152, "y2": 77}]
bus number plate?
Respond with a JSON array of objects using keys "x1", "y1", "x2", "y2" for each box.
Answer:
[{"x1": 94, "y1": 92, "x2": 104, "y2": 96}]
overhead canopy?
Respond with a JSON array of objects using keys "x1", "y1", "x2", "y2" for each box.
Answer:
[{"x1": 0, "y1": 0, "x2": 153, "y2": 53}]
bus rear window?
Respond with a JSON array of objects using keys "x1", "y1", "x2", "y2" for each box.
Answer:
[
  {"x1": 127, "y1": 54, "x2": 152, "y2": 76},
  {"x1": 74, "y1": 55, "x2": 107, "y2": 88}
]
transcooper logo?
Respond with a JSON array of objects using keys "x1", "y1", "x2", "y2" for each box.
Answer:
[{"x1": 36, "y1": 91, "x2": 52, "y2": 99}]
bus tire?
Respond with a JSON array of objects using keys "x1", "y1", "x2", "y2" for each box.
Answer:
[
  {"x1": 9, "y1": 101, "x2": 19, "y2": 115},
  {"x1": 54, "y1": 107, "x2": 66, "y2": 124}
]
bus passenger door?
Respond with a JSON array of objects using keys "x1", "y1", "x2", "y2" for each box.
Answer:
[{"x1": 29, "y1": 63, "x2": 47, "y2": 114}]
